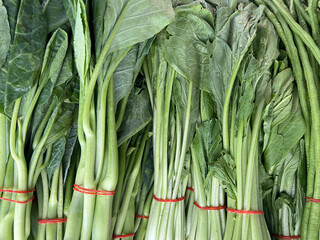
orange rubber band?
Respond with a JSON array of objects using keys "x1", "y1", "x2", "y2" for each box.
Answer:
[
  {"x1": 73, "y1": 184, "x2": 116, "y2": 195},
  {"x1": 305, "y1": 196, "x2": 320, "y2": 203},
  {"x1": 187, "y1": 187, "x2": 194, "y2": 192},
  {"x1": 193, "y1": 202, "x2": 226, "y2": 210},
  {"x1": 0, "y1": 195, "x2": 34, "y2": 204},
  {"x1": 153, "y1": 194, "x2": 185, "y2": 203},
  {"x1": 135, "y1": 214, "x2": 149, "y2": 219},
  {"x1": 271, "y1": 233, "x2": 301, "y2": 239},
  {"x1": 38, "y1": 218, "x2": 67, "y2": 224},
  {"x1": 0, "y1": 188, "x2": 35, "y2": 193},
  {"x1": 227, "y1": 208, "x2": 264, "y2": 214},
  {"x1": 113, "y1": 233, "x2": 135, "y2": 238}
]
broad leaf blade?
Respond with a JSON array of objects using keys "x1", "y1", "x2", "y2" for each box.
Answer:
[{"x1": 5, "y1": 0, "x2": 47, "y2": 109}]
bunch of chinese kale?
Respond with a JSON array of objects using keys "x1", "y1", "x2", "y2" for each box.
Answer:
[{"x1": 1, "y1": 0, "x2": 320, "y2": 239}]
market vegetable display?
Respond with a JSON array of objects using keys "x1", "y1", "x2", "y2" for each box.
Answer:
[{"x1": 0, "y1": 0, "x2": 320, "y2": 239}]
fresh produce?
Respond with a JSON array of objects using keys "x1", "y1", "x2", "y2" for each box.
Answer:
[{"x1": 2, "y1": 0, "x2": 320, "y2": 239}]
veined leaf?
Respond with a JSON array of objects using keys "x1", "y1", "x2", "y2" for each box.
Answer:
[
  {"x1": 165, "y1": 5, "x2": 213, "y2": 91},
  {"x1": 94, "y1": 0, "x2": 174, "y2": 56},
  {"x1": 5, "y1": 0, "x2": 47, "y2": 109},
  {"x1": 0, "y1": 0, "x2": 10, "y2": 68}
]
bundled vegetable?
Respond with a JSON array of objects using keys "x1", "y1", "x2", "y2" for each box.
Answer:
[
  {"x1": 63, "y1": 0, "x2": 174, "y2": 239},
  {"x1": 144, "y1": 32, "x2": 199, "y2": 239},
  {"x1": 3, "y1": 0, "x2": 320, "y2": 239}
]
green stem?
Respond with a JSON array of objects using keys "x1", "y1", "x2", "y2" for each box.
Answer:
[
  {"x1": 172, "y1": 81, "x2": 192, "y2": 199},
  {"x1": 0, "y1": 114, "x2": 7, "y2": 191},
  {"x1": 222, "y1": 38, "x2": 254, "y2": 152}
]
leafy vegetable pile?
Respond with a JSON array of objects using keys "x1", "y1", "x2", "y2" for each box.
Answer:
[{"x1": 0, "y1": 0, "x2": 319, "y2": 239}]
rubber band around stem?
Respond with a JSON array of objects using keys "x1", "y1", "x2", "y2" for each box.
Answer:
[
  {"x1": 193, "y1": 202, "x2": 226, "y2": 210},
  {"x1": 135, "y1": 214, "x2": 149, "y2": 219},
  {"x1": 305, "y1": 196, "x2": 320, "y2": 203},
  {"x1": 271, "y1": 233, "x2": 301, "y2": 239},
  {"x1": 0, "y1": 188, "x2": 35, "y2": 193},
  {"x1": 0, "y1": 195, "x2": 34, "y2": 204},
  {"x1": 73, "y1": 184, "x2": 116, "y2": 195},
  {"x1": 38, "y1": 218, "x2": 67, "y2": 224},
  {"x1": 113, "y1": 233, "x2": 135, "y2": 238},
  {"x1": 227, "y1": 208, "x2": 264, "y2": 214},
  {"x1": 153, "y1": 194, "x2": 185, "y2": 202},
  {"x1": 187, "y1": 187, "x2": 194, "y2": 192}
]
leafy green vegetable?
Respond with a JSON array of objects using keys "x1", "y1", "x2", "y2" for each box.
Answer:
[{"x1": 5, "y1": 0, "x2": 47, "y2": 109}]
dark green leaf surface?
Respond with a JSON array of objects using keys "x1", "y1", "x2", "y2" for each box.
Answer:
[
  {"x1": 0, "y1": 0, "x2": 10, "y2": 68},
  {"x1": 46, "y1": 136, "x2": 66, "y2": 183},
  {"x1": 44, "y1": 0, "x2": 68, "y2": 32},
  {"x1": 117, "y1": 88, "x2": 152, "y2": 146},
  {"x1": 6, "y1": 0, "x2": 47, "y2": 109}
]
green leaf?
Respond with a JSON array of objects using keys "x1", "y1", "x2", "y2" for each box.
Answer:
[
  {"x1": 263, "y1": 69, "x2": 305, "y2": 173},
  {"x1": 46, "y1": 137, "x2": 66, "y2": 183},
  {"x1": 0, "y1": 0, "x2": 10, "y2": 68},
  {"x1": 117, "y1": 88, "x2": 152, "y2": 146},
  {"x1": 43, "y1": 0, "x2": 69, "y2": 32},
  {"x1": 191, "y1": 119, "x2": 222, "y2": 181},
  {"x1": 93, "y1": 0, "x2": 174, "y2": 55},
  {"x1": 45, "y1": 102, "x2": 77, "y2": 146},
  {"x1": 73, "y1": 0, "x2": 90, "y2": 81},
  {"x1": 113, "y1": 39, "x2": 154, "y2": 110},
  {"x1": 3, "y1": 0, "x2": 20, "y2": 38},
  {"x1": 40, "y1": 28, "x2": 69, "y2": 85},
  {"x1": 164, "y1": 5, "x2": 213, "y2": 91},
  {"x1": 5, "y1": 0, "x2": 47, "y2": 109},
  {"x1": 211, "y1": 153, "x2": 237, "y2": 200},
  {"x1": 62, "y1": 124, "x2": 77, "y2": 182}
]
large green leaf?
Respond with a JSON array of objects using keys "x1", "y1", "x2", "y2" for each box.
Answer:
[
  {"x1": 263, "y1": 68, "x2": 305, "y2": 173},
  {"x1": 0, "y1": 0, "x2": 10, "y2": 68},
  {"x1": 93, "y1": 0, "x2": 174, "y2": 57},
  {"x1": 164, "y1": 4, "x2": 213, "y2": 91},
  {"x1": 113, "y1": 39, "x2": 154, "y2": 110},
  {"x1": 5, "y1": 0, "x2": 47, "y2": 108}
]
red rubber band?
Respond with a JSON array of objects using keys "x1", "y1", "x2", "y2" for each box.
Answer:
[
  {"x1": 113, "y1": 233, "x2": 135, "y2": 238},
  {"x1": 271, "y1": 233, "x2": 301, "y2": 239},
  {"x1": 153, "y1": 194, "x2": 185, "y2": 203},
  {"x1": 227, "y1": 208, "x2": 264, "y2": 214},
  {"x1": 193, "y1": 202, "x2": 226, "y2": 210},
  {"x1": 0, "y1": 188, "x2": 35, "y2": 193},
  {"x1": 305, "y1": 196, "x2": 320, "y2": 203},
  {"x1": 73, "y1": 184, "x2": 116, "y2": 195},
  {"x1": 0, "y1": 195, "x2": 34, "y2": 204},
  {"x1": 187, "y1": 187, "x2": 194, "y2": 192},
  {"x1": 135, "y1": 214, "x2": 149, "y2": 219},
  {"x1": 38, "y1": 218, "x2": 67, "y2": 224}
]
